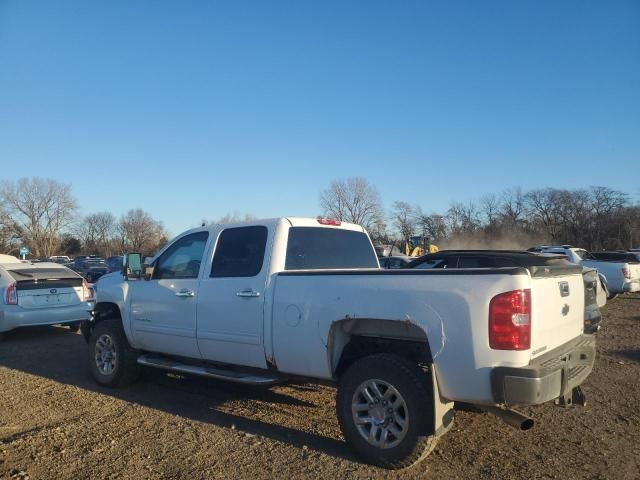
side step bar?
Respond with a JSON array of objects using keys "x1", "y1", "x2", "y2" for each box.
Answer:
[{"x1": 137, "y1": 354, "x2": 282, "y2": 386}]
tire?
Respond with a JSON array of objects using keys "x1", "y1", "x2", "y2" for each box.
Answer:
[
  {"x1": 336, "y1": 353, "x2": 437, "y2": 469},
  {"x1": 88, "y1": 319, "x2": 141, "y2": 387}
]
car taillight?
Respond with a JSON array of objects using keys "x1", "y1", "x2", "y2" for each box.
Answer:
[
  {"x1": 82, "y1": 279, "x2": 92, "y2": 301},
  {"x1": 489, "y1": 289, "x2": 531, "y2": 350},
  {"x1": 4, "y1": 282, "x2": 17, "y2": 305},
  {"x1": 316, "y1": 217, "x2": 341, "y2": 226},
  {"x1": 622, "y1": 267, "x2": 630, "y2": 279}
]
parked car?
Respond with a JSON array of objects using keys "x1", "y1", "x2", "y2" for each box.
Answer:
[
  {"x1": 374, "y1": 244, "x2": 404, "y2": 257},
  {"x1": 49, "y1": 255, "x2": 71, "y2": 264},
  {"x1": 71, "y1": 256, "x2": 109, "y2": 283},
  {"x1": 0, "y1": 255, "x2": 94, "y2": 339},
  {"x1": 527, "y1": 246, "x2": 640, "y2": 299},
  {"x1": 106, "y1": 255, "x2": 124, "y2": 273},
  {"x1": 404, "y1": 250, "x2": 604, "y2": 333},
  {"x1": 83, "y1": 217, "x2": 594, "y2": 469},
  {"x1": 379, "y1": 255, "x2": 413, "y2": 269}
]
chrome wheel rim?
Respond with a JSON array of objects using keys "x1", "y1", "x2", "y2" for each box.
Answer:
[
  {"x1": 94, "y1": 333, "x2": 117, "y2": 375},
  {"x1": 351, "y1": 379, "x2": 409, "y2": 449}
]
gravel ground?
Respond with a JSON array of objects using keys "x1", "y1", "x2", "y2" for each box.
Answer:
[{"x1": 1, "y1": 295, "x2": 638, "y2": 479}]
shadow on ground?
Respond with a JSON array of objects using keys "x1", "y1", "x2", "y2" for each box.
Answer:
[
  {"x1": 614, "y1": 349, "x2": 640, "y2": 363},
  {"x1": 0, "y1": 326, "x2": 357, "y2": 462}
]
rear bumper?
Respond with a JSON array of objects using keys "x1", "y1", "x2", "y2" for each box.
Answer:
[
  {"x1": 584, "y1": 307, "x2": 602, "y2": 334},
  {"x1": 622, "y1": 280, "x2": 640, "y2": 293},
  {"x1": 0, "y1": 302, "x2": 94, "y2": 333},
  {"x1": 491, "y1": 334, "x2": 596, "y2": 405}
]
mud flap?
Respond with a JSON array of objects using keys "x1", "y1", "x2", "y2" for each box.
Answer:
[
  {"x1": 555, "y1": 386, "x2": 587, "y2": 408},
  {"x1": 431, "y1": 366, "x2": 455, "y2": 436}
]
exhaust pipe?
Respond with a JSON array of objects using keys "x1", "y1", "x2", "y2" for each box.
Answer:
[{"x1": 480, "y1": 406, "x2": 534, "y2": 431}]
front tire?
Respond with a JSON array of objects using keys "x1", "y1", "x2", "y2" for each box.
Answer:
[
  {"x1": 88, "y1": 319, "x2": 141, "y2": 387},
  {"x1": 336, "y1": 353, "x2": 437, "y2": 469}
]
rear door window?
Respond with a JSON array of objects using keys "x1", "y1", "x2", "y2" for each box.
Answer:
[
  {"x1": 285, "y1": 227, "x2": 378, "y2": 270},
  {"x1": 211, "y1": 226, "x2": 268, "y2": 277}
]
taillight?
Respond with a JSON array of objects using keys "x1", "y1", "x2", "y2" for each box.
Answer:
[
  {"x1": 82, "y1": 279, "x2": 92, "y2": 301},
  {"x1": 622, "y1": 267, "x2": 630, "y2": 279},
  {"x1": 489, "y1": 289, "x2": 531, "y2": 350},
  {"x1": 4, "y1": 282, "x2": 17, "y2": 305},
  {"x1": 316, "y1": 217, "x2": 341, "y2": 226}
]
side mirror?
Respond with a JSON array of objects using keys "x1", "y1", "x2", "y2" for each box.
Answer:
[{"x1": 122, "y1": 252, "x2": 143, "y2": 280}]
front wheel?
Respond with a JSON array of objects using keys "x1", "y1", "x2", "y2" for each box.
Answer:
[
  {"x1": 88, "y1": 319, "x2": 141, "y2": 387},
  {"x1": 336, "y1": 354, "x2": 437, "y2": 469}
]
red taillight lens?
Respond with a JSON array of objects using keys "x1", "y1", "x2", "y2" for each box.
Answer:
[
  {"x1": 82, "y1": 279, "x2": 92, "y2": 301},
  {"x1": 622, "y1": 267, "x2": 630, "y2": 279},
  {"x1": 4, "y1": 282, "x2": 17, "y2": 305},
  {"x1": 316, "y1": 217, "x2": 341, "y2": 226},
  {"x1": 489, "y1": 289, "x2": 531, "y2": 350}
]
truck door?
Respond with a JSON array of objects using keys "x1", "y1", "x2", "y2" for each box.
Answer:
[
  {"x1": 130, "y1": 231, "x2": 209, "y2": 358},
  {"x1": 196, "y1": 226, "x2": 270, "y2": 369}
]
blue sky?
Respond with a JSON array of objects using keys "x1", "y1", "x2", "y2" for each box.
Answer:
[{"x1": 1, "y1": 1, "x2": 638, "y2": 236}]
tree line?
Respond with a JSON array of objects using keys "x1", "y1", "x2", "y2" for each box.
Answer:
[
  {"x1": 0, "y1": 178, "x2": 168, "y2": 258},
  {"x1": 2, "y1": 176, "x2": 637, "y2": 259},
  {"x1": 320, "y1": 178, "x2": 640, "y2": 250}
]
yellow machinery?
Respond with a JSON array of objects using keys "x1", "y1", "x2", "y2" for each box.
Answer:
[{"x1": 405, "y1": 236, "x2": 439, "y2": 257}]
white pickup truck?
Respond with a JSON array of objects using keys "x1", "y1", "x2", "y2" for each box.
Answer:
[
  {"x1": 84, "y1": 218, "x2": 595, "y2": 469},
  {"x1": 529, "y1": 245, "x2": 640, "y2": 299}
]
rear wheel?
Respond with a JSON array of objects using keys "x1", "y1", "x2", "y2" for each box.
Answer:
[
  {"x1": 89, "y1": 319, "x2": 140, "y2": 387},
  {"x1": 336, "y1": 353, "x2": 437, "y2": 469}
]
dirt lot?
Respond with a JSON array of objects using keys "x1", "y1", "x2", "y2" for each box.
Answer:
[{"x1": 1, "y1": 296, "x2": 639, "y2": 479}]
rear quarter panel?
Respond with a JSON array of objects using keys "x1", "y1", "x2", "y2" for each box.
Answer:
[{"x1": 270, "y1": 269, "x2": 533, "y2": 403}]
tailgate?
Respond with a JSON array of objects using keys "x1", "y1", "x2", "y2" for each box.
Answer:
[{"x1": 529, "y1": 265, "x2": 585, "y2": 359}]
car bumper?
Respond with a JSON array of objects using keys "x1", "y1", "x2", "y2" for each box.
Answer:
[
  {"x1": 622, "y1": 280, "x2": 640, "y2": 293},
  {"x1": 584, "y1": 307, "x2": 602, "y2": 334},
  {"x1": 0, "y1": 302, "x2": 94, "y2": 333},
  {"x1": 491, "y1": 334, "x2": 596, "y2": 405}
]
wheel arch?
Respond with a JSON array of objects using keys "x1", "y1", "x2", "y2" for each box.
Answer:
[
  {"x1": 328, "y1": 318, "x2": 433, "y2": 379},
  {"x1": 81, "y1": 301, "x2": 123, "y2": 343}
]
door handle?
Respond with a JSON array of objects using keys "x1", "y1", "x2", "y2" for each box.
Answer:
[
  {"x1": 175, "y1": 289, "x2": 195, "y2": 297},
  {"x1": 236, "y1": 289, "x2": 260, "y2": 298}
]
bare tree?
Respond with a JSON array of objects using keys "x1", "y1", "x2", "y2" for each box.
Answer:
[
  {"x1": 526, "y1": 188, "x2": 563, "y2": 241},
  {"x1": 391, "y1": 201, "x2": 417, "y2": 243},
  {"x1": 479, "y1": 193, "x2": 501, "y2": 232},
  {"x1": 319, "y1": 177, "x2": 385, "y2": 231},
  {"x1": 118, "y1": 209, "x2": 168, "y2": 255},
  {"x1": 76, "y1": 212, "x2": 118, "y2": 257},
  {"x1": 500, "y1": 187, "x2": 527, "y2": 228},
  {"x1": 447, "y1": 201, "x2": 480, "y2": 235},
  {"x1": 0, "y1": 177, "x2": 77, "y2": 257},
  {"x1": 0, "y1": 206, "x2": 20, "y2": 254},
  {"x1": 215, "y1": 212, "x2": 256, "y2": 224}
]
